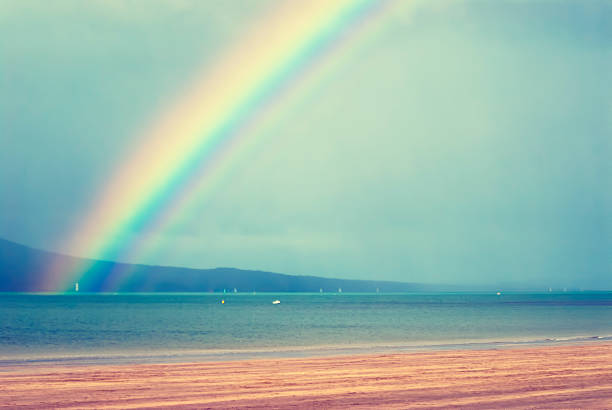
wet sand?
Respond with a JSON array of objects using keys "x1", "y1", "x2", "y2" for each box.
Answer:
[{"x1": 2, "y1": 343, "x2": 612, "y2": 409}]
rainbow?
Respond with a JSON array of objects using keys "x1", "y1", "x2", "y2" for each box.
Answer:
[{"x1": 45, "y1": 0, "x2": 403, "y2": 291}]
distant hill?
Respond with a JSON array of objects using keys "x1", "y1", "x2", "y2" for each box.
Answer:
[{"x1": 0, "y1": 238, "x2": 434, "y2": 293}]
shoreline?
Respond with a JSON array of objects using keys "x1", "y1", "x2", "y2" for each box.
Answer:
[
  {"x1": 2, "y1": 334, "x2": 611, "y2": 367},
  {"x1": 2, "y1": 342, "x2": 612, "y2": 408}
]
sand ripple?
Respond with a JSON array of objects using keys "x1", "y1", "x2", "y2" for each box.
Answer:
[{"x1": 2, "y1": 343, "x2": 612, "y2": 409}]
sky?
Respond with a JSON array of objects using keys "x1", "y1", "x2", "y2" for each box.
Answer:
[{"x1": 1, "y1": 0, "x2": 610, "y2": 289}]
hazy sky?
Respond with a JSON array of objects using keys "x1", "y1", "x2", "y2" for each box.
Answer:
[{"x1": 1, "y1": 0, "x2": 610, "y2": 289}]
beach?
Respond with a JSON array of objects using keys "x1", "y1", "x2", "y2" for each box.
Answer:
[{"x1": 2, "y1": 343, "x2": 611, "y2": 409}]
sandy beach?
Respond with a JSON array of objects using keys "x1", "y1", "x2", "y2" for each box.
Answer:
[{"x1": 2, "y1": 343, "x2": 611, "y2": 409}]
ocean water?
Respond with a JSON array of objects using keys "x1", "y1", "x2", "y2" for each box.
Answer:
[{"x1": 1, "y1": 292, "x2": 611, "y2": 364}]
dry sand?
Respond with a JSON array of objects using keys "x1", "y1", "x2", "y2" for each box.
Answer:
[{"x1": 2, "y1": 343, "x2": 612, "y2": 409}]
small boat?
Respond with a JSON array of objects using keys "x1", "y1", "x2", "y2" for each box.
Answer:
[{"x1": 272, "y1": 300, "x2": 280, "y2": 305}]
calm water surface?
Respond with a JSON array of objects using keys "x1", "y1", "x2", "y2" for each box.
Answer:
[{"x1": 1, "y1": 292, "x2": 611, "y2": 363}]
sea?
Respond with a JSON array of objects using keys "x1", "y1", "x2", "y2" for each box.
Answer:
[{"x1": 1, "y1": 292, "x2": 611, "y2": 366}]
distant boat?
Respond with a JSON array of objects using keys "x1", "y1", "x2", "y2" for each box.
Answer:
[
  {"x1": 75, "y1": 282, "x2": 79, "y2": 292},
  {"x1": 272, "y1": 300, "x2": 280, "y2": 304}
]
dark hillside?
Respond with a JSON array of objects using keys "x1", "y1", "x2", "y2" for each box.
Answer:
[{"x1": 0, "y1": 238, "x2": 430, "y2": 293}]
